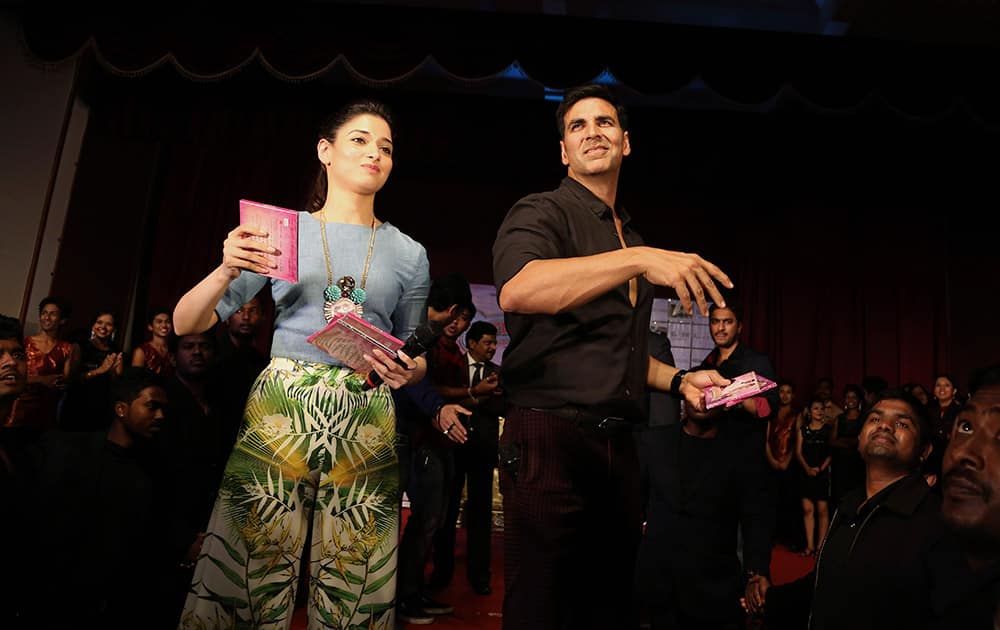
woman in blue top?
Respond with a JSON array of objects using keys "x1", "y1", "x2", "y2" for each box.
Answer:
[{"x1": 173, "y1": 99, "x2": 429, "y2": 630}]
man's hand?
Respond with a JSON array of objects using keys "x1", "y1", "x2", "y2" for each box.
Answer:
[
  {"x1": 678, "y1": 369, "x2": 730, "y2": 413},
  {"x1": 639, "y1": 248, "x2": 733, "y2": 316},
  {"x1": 471, "y1": 373, "x2": 500, "y2": 398},
  {"x1": 433, "y1": 404, "x2": 471, "y2": 444},
  {"x1": 744, "y1": 574, "x2": 771, "y2": 616}
]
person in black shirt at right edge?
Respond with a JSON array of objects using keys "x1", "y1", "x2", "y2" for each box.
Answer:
[
  {"x1": 745, "y1": 389, "x2": 983, "y2": 630},
  {"x1": 492, "y1": 83, "x2": 733, "y2": 630},
  {"x1": 938, "y1": 364, "x2": 1000, "y2": 629}
]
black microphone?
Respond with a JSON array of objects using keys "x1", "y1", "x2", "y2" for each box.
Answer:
[{"x1": 361, "y1": 319, "x2": 445, "y2": 390}]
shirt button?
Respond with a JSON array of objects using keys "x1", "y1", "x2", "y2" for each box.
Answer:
[
  {"x1": 630, "y1": 346, "x2": 635, "y2": 352},
  {"x1": 625, "y1": 388, "x2": 631, "y2": 397}
]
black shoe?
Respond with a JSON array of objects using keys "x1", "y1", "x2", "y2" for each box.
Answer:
[
  {"x1": 397, "y1": 599, "x2": 435, "y2": 625},
  {"x1": 472, "y1": 583, "x2": 492, "y2": 596},
  {"x1": 416, "y1": 594, "x2": 454, "y2": 615}
]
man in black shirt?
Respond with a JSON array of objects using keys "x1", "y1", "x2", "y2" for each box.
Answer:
[
  {"x1": 746, "y1": 390, "x2": 966, "y2": 630},
  {"x1": 492, "y1": 83, "x2": 733, "y2": 630},
  {"x1": 636, "y1": 404, "x2": 774, "y2": 629},
  {"x1": 0, "y1": 316, "x2": 28, "y2": 626},
  {"x1": 698, "y1": 301, "x2": 778, "y2": 425},
  {"x1": 938, "y1": 364, "x2": 1000, "y2": 628},
  {"x1": 20, "y1": 368, "x2": 172, "y2": 629}
]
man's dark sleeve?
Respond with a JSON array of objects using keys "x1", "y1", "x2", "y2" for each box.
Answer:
[
  {"x1": 404, "y1": 378, "x2": 445, "y2": 418},
  {"x1": 492, "y1": 195, "x2": 566, "y2": 294},
  {"x1": 748, "y1": 352, "x2": 780, "y2": 419}
]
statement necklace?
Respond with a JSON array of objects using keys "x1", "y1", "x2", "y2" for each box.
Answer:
[{"x1": 318, "y1": 212, "x2": 377, "y2": 322}]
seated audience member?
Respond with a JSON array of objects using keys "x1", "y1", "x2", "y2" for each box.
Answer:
[
  {"x1": 215, "y1": 294, "x2": 268, "y2": 391},
  {"x1": 746, "y1": 390, "x2": 962, "y2": 630},
  {"x1": 0, "y1": 315, "x2": 29, "y2": 447},
  {"x1": 62, "y1": 309, "x2": 123, "y2": 430},
  {"x1": 926, "y1": 372, "x2": 964, "y2": 481},
  {"x1": 0, "y1": 315, "x2": 28, "y2": 626},
  {"x1": 938, "y1": 364, "x2": 1000, "y2": 627},
  {"x1": 214, "y1": 295, "x2": 269, "y2": 448},
  {"x1": 7, "y1": 297, "x2": 78, "y2": 430},
  {"x1": 131, "y1": 306, "x2": 175, "y2": 376},
  {"x1": 903, "y1": 381, "x2": 931, "y2": 409},
  {"x1": 155, "y1": 332, "x2": 228, "y2": 625},
  {"x1": 860, "y1": 375, "x2": 889, "y2": 411},
  {"x1": 19, "y1": 368, "x2": 172, "y2": 629},
  {"x1": 636, "y1": 400, "x2": 774, "y2": 630}
]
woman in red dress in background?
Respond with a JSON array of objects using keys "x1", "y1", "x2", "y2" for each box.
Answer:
[
  {"x1": 5, "y1": 297, "x2": 78, "y2": 429},
  {"x1": 131, "y1": 306, "x2": 175, "y2": 376}
]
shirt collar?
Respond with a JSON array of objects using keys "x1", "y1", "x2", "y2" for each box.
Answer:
[
  {"x1": 559, "y1": 176, "x2": 631, "y2": 226},
  {"x1": 839, "y1": 472, "x2": 929, "y2": 517}
]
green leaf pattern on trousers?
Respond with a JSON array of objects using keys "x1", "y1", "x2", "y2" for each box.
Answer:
[{"x1": 179, "y1": 359, "x2": 399, "y2": 629}]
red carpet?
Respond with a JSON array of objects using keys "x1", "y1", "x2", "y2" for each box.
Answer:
[{"x1": 290, "y1": 510, "x2": 813, "y2": 629}]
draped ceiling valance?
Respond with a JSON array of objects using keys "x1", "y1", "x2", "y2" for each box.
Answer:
[{"x1": 15, "y1": 5, "x2": 1000, "y2": 124}]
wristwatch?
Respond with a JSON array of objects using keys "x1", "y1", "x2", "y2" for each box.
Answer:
[{"x1": 670, "y1": 369, "x2": 688, "y2": 396}]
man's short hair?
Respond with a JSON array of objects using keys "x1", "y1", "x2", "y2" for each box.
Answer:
[
  {"x1": 111, "y1": 367, "x2": 165, "y2": 407},
  {"x1": 0, "y1": 315, "x2": 23, "y2": 342},
  {"x1": 968, "y1": 364, "x2": 1000, "y2": 396},
  {"x1": 459, "y1": 301, "x2": 477, "y2": 320},
  {"x1": 708, "y1": 301, "x2": 743, "y2": 322},
  {"x1": 555, "y1": 84, "x2": 629, "y2": 140},
  {"x1": 466, "y1": 321, "x2": 497, "y2": 345},
  {"x1": 427, "y1": 272, "x2": 472, "y2": 314},
  {"x1": 169, "y1": 331, "x2": 215, "y2": 355},
  {"x1": 868, "y1": 388, "x2": 933, "y2": 447}
]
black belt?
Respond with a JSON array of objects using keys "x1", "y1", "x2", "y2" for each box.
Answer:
[{"x1": 529, "y1": 405, "x2": 637, "y2": 435}]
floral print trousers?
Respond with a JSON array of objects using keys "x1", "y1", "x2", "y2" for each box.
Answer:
[{"x1": 179, "y1": 358, "x2": 399, "y2": 630}]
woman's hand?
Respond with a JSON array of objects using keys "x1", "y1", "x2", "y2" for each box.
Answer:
[
  {"x1": 221, "y1": 224, "x2": 280, "y2": 278},
  {"x1": 99, "y1": 352, "x2": 121, "y2": 375},
  {"x1": 364, "y1": 349, "x2": 420, "y2": 390}
]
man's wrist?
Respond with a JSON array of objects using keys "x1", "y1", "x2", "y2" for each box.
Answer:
[{"x1": 670, "y1": 369, "x2": 688, "y2": 396}]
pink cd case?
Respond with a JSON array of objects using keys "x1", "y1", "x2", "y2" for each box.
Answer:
[
  {"x1": 703, "y1": 371, "x2": 777, "y2": 409},
  {"x1": 239, "y1": 199, "x2": 299, "y2": 283},
  {"x1": 307, "y1": 313, "x2": 405, "y2": 372}
]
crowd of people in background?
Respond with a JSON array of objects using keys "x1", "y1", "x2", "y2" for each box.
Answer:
[
  {"x1": 0, "y1": 295, "x2": 269, "y2": 629},
  {"x1": 0, "y1": 84, "x2": 996, "y2": 630}
]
